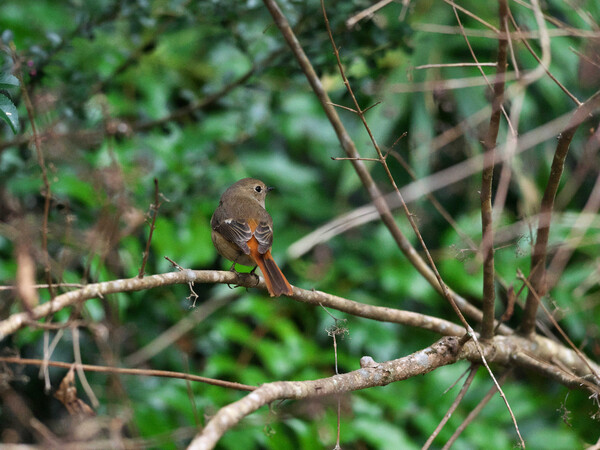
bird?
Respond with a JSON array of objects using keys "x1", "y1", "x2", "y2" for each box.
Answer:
[{"x1": 210, "y1": 178, "x2": 293, "y2": 297}]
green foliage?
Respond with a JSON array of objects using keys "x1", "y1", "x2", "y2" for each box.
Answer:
[
  {"x1": 1, "y1": 0, "x2": 599, "y2": 448},
  {"x1": 0, "y1": 73, "x2": 19, "y2": 133}
]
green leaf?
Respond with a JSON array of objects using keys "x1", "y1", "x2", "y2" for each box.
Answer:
[
  {"x1": 0, "y1": 73, "x2": 19, "y2": 89},
  {"x1": 0, "y1": 93, "x2": 19, "y2": 133}
]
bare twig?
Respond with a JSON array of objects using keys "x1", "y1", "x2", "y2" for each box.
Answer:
[
  {"x1": 511, "y1": 0, "x2": 596, "y2": 39},
  {"x1": 466, "y1": 336, "x2": 525, "y2": 447},
  {"x1": 412, "y1": 23, "x2": 600, "y2": 40},
  {"x1": 443, "y1": 0, "x2": 499, "y2": 33},
  {"x1": 415, "y1": 62, "x2": 497, "y2": 69},
  {"x1": 326, "y1": 323, "x2": 347, "y2": 449},
  {"x1": 556, "y1": 125, "x2": 600, "y2": 209},
  {"x1": 71, "y1": 326, "x2": 100, "y2": 408},
  {"x1": 0, "y1": 356, "x2": 255, "y2": 392},
  {"x1": 507, "y1": 9, "x2": 580, "y2": 106},
  {"x1": 0, "y1": 283, "x2": 85, "y2": 291},
  {"x1": 11, "y1": 44, "x2": 55, "y2": 300},
  {"x1": 443, "y1": 371, "x2": 512, "y2": 449},
  {"x1": 422, "y1": 364, "x2": 479, "y2": 449},
  {"x1": 388, "y1": 71, "x2": 519, "y2": 93},
  {"x1": 138, "y1": 178, "x2": 162, "y2": 278},
  {"x1": 346, "y1": 0, "x2": 394, "y2": 29}
]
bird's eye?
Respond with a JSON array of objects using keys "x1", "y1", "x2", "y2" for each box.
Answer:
[{"x1": 254, "y1": 185, "x2": 262, "y2": 193}]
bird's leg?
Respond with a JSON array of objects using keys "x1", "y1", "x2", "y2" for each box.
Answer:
[
  {"x1": 226, "y1": 260, "x2": 241, "y2": 289},
  {"x1": 226, "y1": 258, "x2": 258, "y2": 290},
  {"x1": 249, "y1": 265, "x2": 260, "y2": 286}
]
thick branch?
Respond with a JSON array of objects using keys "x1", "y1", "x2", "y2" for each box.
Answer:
[
  {"x1": 188, "y1": 332, "x2": 600, "y2": 449},
  {"x1": 188, "y1": 337, "x2": 462, "y2": 449}
]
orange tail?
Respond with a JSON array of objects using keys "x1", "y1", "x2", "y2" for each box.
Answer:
[{"x1": 253, "y1": 250, "x2": 293, "y2": 297}]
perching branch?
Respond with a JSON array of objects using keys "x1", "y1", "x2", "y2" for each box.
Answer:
[
  {"x1": 0, "y1": 269, "x2": 464, "y2": 340},
  {"x1": 1, "y1": 269, "x2": 597, "y2": 383}
]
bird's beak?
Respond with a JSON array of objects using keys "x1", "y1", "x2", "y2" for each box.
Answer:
[{"x1": 267, "y1": 186, "x2": 274, "y2": 192}]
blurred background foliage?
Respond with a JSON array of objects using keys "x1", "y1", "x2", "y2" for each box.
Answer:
[{"x1": 1, "y1": 0, "x2": 599, "y2": 448}]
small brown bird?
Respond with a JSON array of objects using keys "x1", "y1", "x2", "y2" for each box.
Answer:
[{"x1": 211, "y1": 178, "x2": 293, "y2": 297}]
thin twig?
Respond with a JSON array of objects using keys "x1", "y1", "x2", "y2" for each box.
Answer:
[
  {"x1": 0, "y1": 356, "x2": 256, "y2": 391},
  {"x1": 41, "y1": 328, "x2": 63, "y2": 393},
  {"x1": 556, "y1": 125, "x2": 600, "y2": 209},
  {"x1": 505, "y1": 16, "x2": 520, "y2": 79},
  {"x1": 182, "y1": 356, "x2": 202, "y2": 428},
  {"x1": 138, "y1": 178, "x2": 162, "y2": 278},
  {"x1": 331, "y1": 331, "x2": 341, "y2": 448},
  {"x1": 468, "y1": 334, "x2": 525, "y2": 447},
  {"x1": 422, "y1": 364, "x2": 479, "y2": 449},
  {"x1": 415, "y1": 62, "x2": 497, "y2": 69},
  {"x1": 0, "y1": 283, "x2": 85, "y2": 291},
  {"x1": 71, "y1": 325, "x2": 100, "y2": 408},
  {"x1": 443, "y1": 371, "x2": 512, "y2": 449},
  {"x1": 508, "y1": 10, "x2": 580, "y2": 106},
  {"x1": 346, "y1": 0, "x2": 394, "y2": 29},
  {"x1": 331, "y1": 156, "x2": 382, "y2": 162},
  {"x1": 11, "y1": 44, "x2": 55, "y2": 300},
  {"x1": 413, "y1": 23, "x2": 600, "y2": 39},
  {"x1": 442, "y1": 0, "x2": 499, "y2": 33},
  {"x1": 511, "y1": 0, "x2": 595, "y2": 39},
  {"x1": 388, "y1": 71, "x2": 519, "y2": 93}
]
